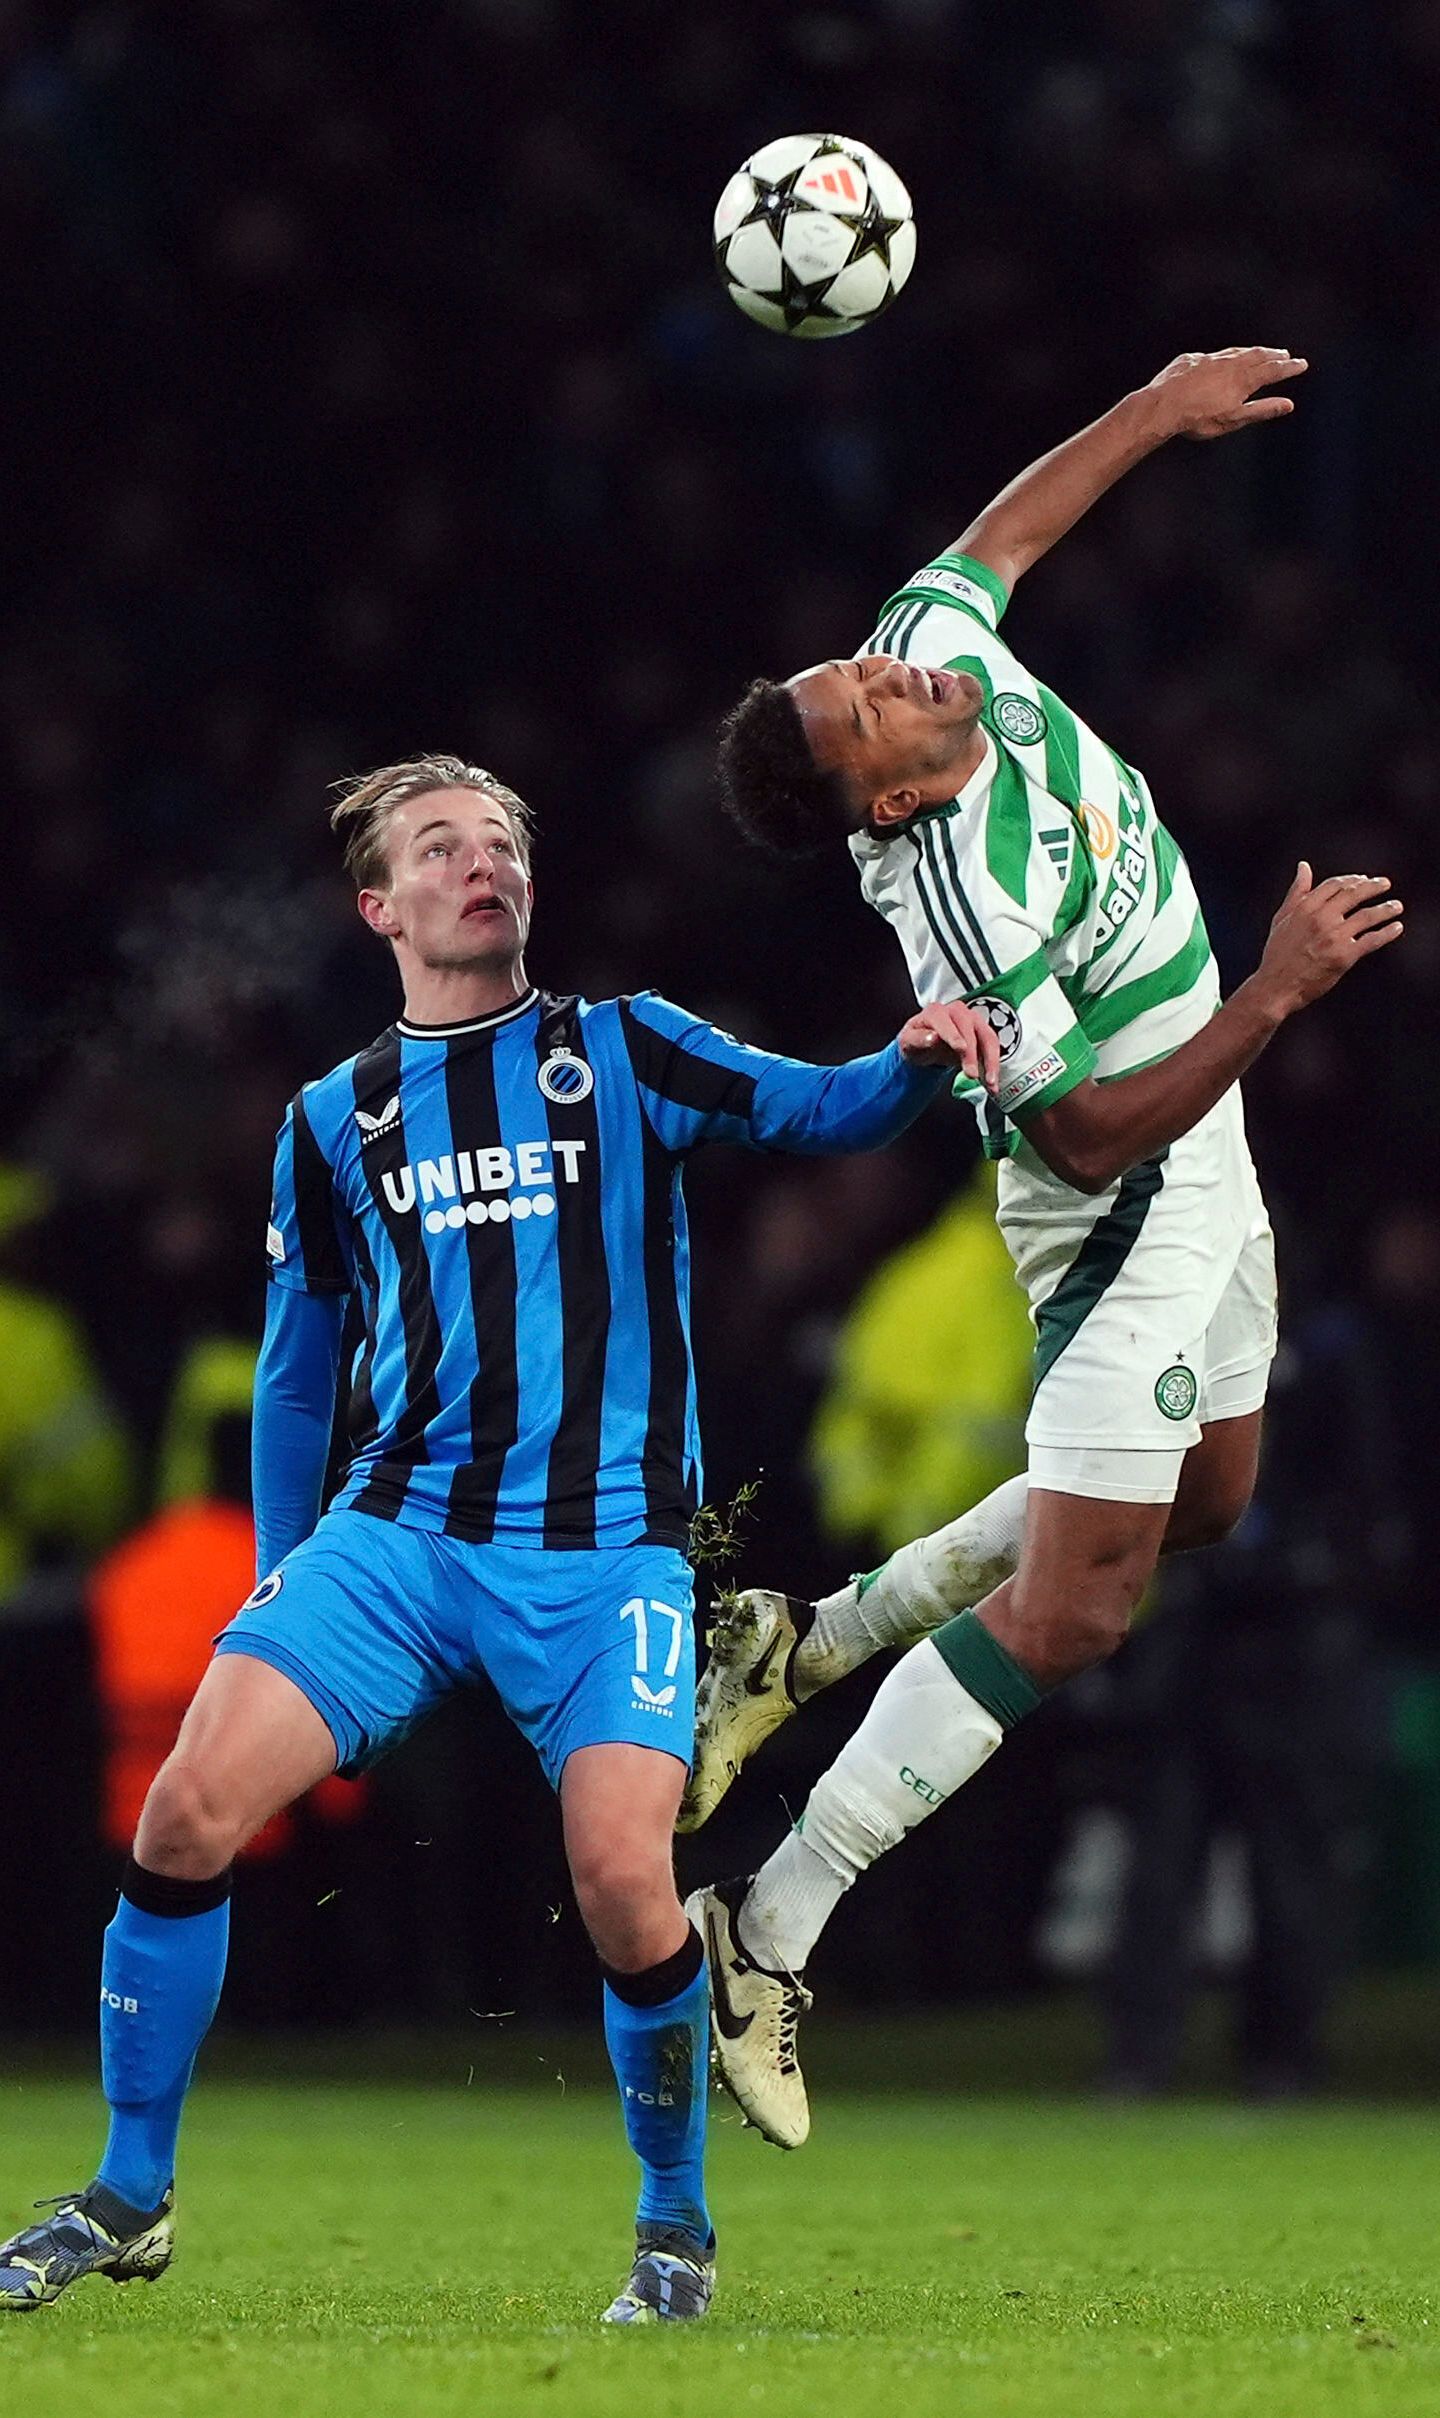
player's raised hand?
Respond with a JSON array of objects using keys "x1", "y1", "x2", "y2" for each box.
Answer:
[
  {"x1": 1147, "y1": 347, "x2": 1308, "y2": 441},
  {"x1": 1256, "y1": 862, "x2": 1404, "y2": 1017},
  {"x1": 898, "y1": 999, "x2": 1001, "y2": 1093}
]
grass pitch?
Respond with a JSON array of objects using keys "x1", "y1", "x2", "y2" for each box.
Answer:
[{"x1": 2, "y1": 2037, "x2": 1437, "y2": 2418}]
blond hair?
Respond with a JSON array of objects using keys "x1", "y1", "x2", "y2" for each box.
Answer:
[{"x1": 329, "y1": 755, "x2": 535, "y2": 890}]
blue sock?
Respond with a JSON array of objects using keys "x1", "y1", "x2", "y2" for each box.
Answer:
[
  {"x1": 602, "y1": 1928, "x2": 711, "y2": 2248},
  {"x1": 95, "y1": 1861, "x2": 232, "y2": 2214}
]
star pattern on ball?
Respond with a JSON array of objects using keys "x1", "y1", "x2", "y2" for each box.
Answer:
[
  {"x1": 715, "y1": 134, "x2": 913, "y2": 336},
  {"x1": 848, "y1": 201, "x2": 907, "y2": 268},
  {"x1": 809, "y1": 139, "x2": 909, "y2": 276},
  {"x1": 776, "y1": 246, "x2": 845, "y2": 332},
  {"x1": 733, "y1": 173, "x2": 794, "y2": 231}
]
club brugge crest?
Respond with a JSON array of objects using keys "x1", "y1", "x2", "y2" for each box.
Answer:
[{"x1": 537, "y1": 1047, "x2": 594, "y2": 1105}]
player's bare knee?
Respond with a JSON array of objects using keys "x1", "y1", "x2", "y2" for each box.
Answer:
[
  {"x1": 1011, "y1": 1555, "x2": 1150, "y2": 1682},
  {"x1": 569, "y1": 1837, "x2": 676, "y2": 1958},
  {"x1": 570, "y1": 1835, "x2": 663, "y2": 1913},
  {"x1": 1058, "y1": 1590, "x2": 1135, "y2": 1667},
  {"x1": 135, "y1": 1756, "x2": 240, "y2": 1878}
]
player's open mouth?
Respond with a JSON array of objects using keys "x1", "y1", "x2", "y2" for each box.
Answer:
[
  {"x1": 462, "y1": 897, "x2": 504, "y2": 919},
  {"x1": 907, "y1": 666, "x2": 956, "y2": 706}
]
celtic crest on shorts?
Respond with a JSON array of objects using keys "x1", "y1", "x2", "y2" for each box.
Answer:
[{"x1": 1154, "y1": 1363, "x2": 1198, "y2": 1421}]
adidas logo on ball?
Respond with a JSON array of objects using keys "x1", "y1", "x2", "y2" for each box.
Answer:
[{"x1": 714, "y1": 132, "x2": 916, "y2": 339}]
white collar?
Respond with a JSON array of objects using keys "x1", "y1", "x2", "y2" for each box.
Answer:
[
  {"x1": 849, "y1": 733, "x2": 996, "y2": 862},
  {"x1": 396, "y1": 986, "x2": 538, "y2": 1039}
]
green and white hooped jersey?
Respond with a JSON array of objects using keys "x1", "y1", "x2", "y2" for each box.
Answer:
[{"x1": 848, "y1": 552, "x2": 1219, "y2": 1157}]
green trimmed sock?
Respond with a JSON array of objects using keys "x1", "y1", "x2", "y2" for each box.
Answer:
[
  {"x1": 740, "y1": 1634, "x2": 1016, "y2": 1974},
  {"x1": 932, "y1": 1606, "x2": 1044, "y2": 1729}
]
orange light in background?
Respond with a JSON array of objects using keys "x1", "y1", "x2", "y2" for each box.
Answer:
[{"x1": 88, "y1": 1503, "x2": 364, "y2": 1858}]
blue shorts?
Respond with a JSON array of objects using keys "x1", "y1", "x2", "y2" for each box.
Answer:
[{"x1": 214, "y1": 1509, "x2": 696, "y2": 1788}]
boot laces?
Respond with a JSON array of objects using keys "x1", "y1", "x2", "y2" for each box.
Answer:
[{"x1": 771, "y1": 1974, "x2": 812, "y2": 2077}]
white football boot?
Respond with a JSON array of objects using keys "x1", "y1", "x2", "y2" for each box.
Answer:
[
  {"x1": 677, "y1": 1591, "x2": 814, "y2": 1834},
  {"x1": 686, "y1": 1877, "x2": 813, "y2": 2150}
]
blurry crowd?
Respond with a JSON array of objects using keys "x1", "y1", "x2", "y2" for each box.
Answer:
[{"x1": 3, "y1": 0, "x2": 1440, "y2": 2057}]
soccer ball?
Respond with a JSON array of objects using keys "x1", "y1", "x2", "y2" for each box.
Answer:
[{"x1": 713, "y1": 133, "x2": 916, "y2": 339}]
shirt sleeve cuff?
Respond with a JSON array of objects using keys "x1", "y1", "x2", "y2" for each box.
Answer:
[
  {"x1": 266, "y1": 1263, "x2": 351, "y2": 1296},
  {"x1": 939, "y1": 551, "x2": 1011, "y2": 625},
  {"x1": 995, "y1": 1026, "x2": 1096, "y2": 1118}
]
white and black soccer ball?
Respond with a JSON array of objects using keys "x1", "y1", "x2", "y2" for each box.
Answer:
[{"x1": 713, "y1": 133, "x2": 916, "y2": 339}]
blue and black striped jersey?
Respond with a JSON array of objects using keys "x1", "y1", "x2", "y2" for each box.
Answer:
[{"x1": 265, "y1": 987, "x2": 939, "y2": 1552}]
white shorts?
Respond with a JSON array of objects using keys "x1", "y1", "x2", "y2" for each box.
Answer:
[{"x1": 998, "y1": 1086, "x2": 1277, "y2": 1507}]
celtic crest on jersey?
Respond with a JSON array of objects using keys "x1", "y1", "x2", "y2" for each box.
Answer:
[{"x1": 991, "y1": 693, "x2": 1048, "y2": 745}]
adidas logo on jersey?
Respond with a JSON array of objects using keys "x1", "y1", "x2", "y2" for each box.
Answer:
[
  {"x1": 355, "y1": 1095, "x2": 401, "y2": 1142},
  {"x1": 379, "y1": 1137, "x2": 588, "y2": 1233}
]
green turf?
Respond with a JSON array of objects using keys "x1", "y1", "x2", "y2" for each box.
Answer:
[{"x1": 2, "y1": 2065, "x2": 1437, "y2": 2417}]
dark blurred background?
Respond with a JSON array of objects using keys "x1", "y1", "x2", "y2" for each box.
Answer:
[{"x1": 3, "y1": 0, "x2": 1439, "y2": 2090}]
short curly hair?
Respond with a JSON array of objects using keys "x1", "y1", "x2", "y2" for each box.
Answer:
[{"x1": 716, "y1": 679, "x2": 854, "y2": 857}]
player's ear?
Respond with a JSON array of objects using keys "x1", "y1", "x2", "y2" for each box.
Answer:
[
  {"x1": 870, "y1": 787, "x2": 922, "y2": 830},
  {"x1": 357, "y1": 885, "x2": 398, "y2": 938}
]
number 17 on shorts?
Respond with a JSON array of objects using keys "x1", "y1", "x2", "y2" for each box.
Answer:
[{"x1": 621, "y1": 1595, "x2": 687, "y2": 1711}]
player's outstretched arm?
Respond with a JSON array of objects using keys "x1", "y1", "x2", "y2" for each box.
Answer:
[
  {"x1": 622, "y1": 992, "x2": 998, "y2": 1160},
  {"x1": 952, "y1": 347, "x2": 1308, "y2": 594},
  {"x1": 747, "y1": 998, "x2": 1002, "y2": 1151},
  {"x1": 252, "y1": 1283, "x2": 346, "y2": 1577},
  {"x1": 1019, "y1": 865, "x2": 1402, "y2": 1194},
  {"x1": 743, "y1": 1000, "x2": 1002, "y2": 1151}
]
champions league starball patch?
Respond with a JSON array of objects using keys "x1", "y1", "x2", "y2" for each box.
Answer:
[{"x1": 972, "y1": 996, "x2": 1023, "y2": 1061}]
